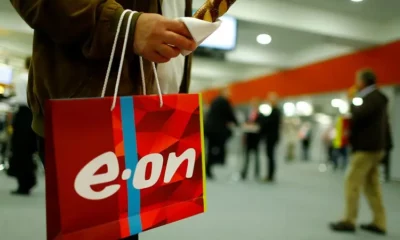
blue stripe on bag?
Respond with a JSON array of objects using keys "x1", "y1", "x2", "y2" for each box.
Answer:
[{"x1": 120, "y1": 96, "x2": 143, "y2": 235}]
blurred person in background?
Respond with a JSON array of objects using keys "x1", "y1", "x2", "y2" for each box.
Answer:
[
  {"x1": 330, "y1": 69, "x2": 390, "y2": 235},
  {"x1": 299, "y1": 122, "x2": 312, "y2": 161},
  {"x1": 331, "y1": 115, "x2": 350, "y2": 171},
  {"x1": 241, "y1": 98, "x2": 262, "y2": 180},
  {"x1": 322, "y1": 124, "x2": 335, "y2": 165},
  {"x1": 0, "y1": 112, "x2": 13, "y2": 163},
  {"x1": 283, "y1": 118, "x2": 299, "y2": 162},
  {"x1": 0, "y1": 113, "x2": 7, "y2": 165},
  {"x1": 259, "y1": 92, "x2": 281, "y2": 182},
  {"x1": 7, "y1": 57, "x2": 37, "y2": 196},
  {"x1": 11, "y1": 0, "x2": 197, "y2": 238},
  {"x1": 205, "y1": 88, "x2": 238, "y2": 179}
]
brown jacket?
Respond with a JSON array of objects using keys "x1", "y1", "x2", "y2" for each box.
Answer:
[
  {"x1": 11, "y1": 0, "x2": 193, "y2": 137},
  {"x1": 350, "y1": 89, "x2": 390, "y2": 152}
]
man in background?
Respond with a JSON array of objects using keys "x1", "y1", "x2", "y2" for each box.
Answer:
[
  {"x1": 260, "y1": 93, "x2": 281, "y2": 182},
  {"x1": 283, "y1": 118, "x2": 300, "y2": 162},
  {"x1": 241, "y1": 98, "x2": 262, "y2": 180},
  {"x1": 299, "y1": 122, "x2": 312, "y2": 161},
  {"x1": 205, "y1": 88, "x2": 238, "y2": 179},
  {"x1": 8, "y1": 57, "x2": 37, "y2": 196},
  {"x1": 330, "y1": 69, "x2": 390, "y2": 235}
]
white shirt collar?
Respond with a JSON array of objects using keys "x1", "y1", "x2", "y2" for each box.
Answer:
[{"x1": 358, "y1": 85, "x2": 376, "y2": 98}]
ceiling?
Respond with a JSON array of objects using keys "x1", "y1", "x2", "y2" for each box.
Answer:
[
  {"x1": 1, "y1": 0, "x2": 400, "y2": 92},
  {"x1": 281, "y1": 0, "x2": 400, "y2": 22}
]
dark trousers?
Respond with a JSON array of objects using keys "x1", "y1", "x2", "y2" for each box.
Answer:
[
  {"x1": 332, "y1": 147, "x2": 348, "y2": 170},
  {"x1": 9, "y1": 106, "x2": 37, "y2": 192},
  {"x1": 37, "y1": 137, "x2": 139, "y2": 240},
  {"x1": 0, "y1": 141, "x2": 7, "y2": 164},
  {"x1": 327, "y1": 145, "x2": 333, "y2": 163},
  {"x1": 301, "y1": 140, "x2": 310, "y2": 161},
  {"x1": 205, "y1": 134, "x2": 227, "y2": 178},
  {"x1": 266, "y1": 140, "x2": 277, "y2": 181},
  {"x1": 241, "y1": 134, "x2": 260, "y2": 179}
]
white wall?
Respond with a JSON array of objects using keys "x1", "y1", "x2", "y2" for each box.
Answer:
[
  {"x1": 391, "y1": 86, "x2": 400, "y2": 180},
  {"x1": 379, "y1": 17, "x2": 400, "y2": 43},
  {"x1": 289, "y1": 43, "x2": 355, "y2": 68}
]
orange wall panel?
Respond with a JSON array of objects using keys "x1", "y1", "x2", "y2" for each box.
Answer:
[{"x1": 202, "y1": 40, "x2": 400, "y2": 105}]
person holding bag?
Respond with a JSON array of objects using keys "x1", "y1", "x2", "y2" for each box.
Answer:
[
  {"x1": 11, "y1": 0, "x2": 196, "y2": 142},
  {"x1": 11, "y1": 0, "x2": 196, "y2": 239}
]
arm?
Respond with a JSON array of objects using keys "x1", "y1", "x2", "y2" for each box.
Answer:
[
  {"x1": 275, "y1": 109, "x2": 282, "y2": 129},
  {"x1": 224, "y1": 99, "x2": 238, "y2": 126},
  {"x1": 10, "y1": 0, "x2": 141, "y2": 59}
]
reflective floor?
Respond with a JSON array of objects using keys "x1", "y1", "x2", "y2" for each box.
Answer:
[{"x1": 0, "y1": 161, "x2": 399, "y2": 240}]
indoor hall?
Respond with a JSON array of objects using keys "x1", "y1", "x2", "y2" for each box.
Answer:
[{"x1": 0, "y1": 0, "x2": 400, "y2": 239}]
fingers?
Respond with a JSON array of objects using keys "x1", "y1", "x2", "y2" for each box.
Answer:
[
  {"x1": 148, "y1": 51, "x2": 170, "y2": 63},
  {"x1": 136, "y1": 16, "x2": 197, "y2": 63},
  {"x1": 163, "y1": 19, "x2": 196, "y2": 51},
  {"x1": 157, "y1": 44, "x2": 181, "y2": 59},
  {"x1": 165, "y1": 19, "x2": 192, "y2": 38},
  {"x1": 162, "y1": 31, "x2": 196, "y2": 51}
]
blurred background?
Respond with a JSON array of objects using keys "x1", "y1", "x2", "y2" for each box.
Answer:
[{"x1": 0, "y1": 0, "x2": 399, "y2": 239}]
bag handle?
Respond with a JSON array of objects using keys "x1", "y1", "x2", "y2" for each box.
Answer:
[{"x1": 101, "y1": 9, "x2": 163, "y2": 110}]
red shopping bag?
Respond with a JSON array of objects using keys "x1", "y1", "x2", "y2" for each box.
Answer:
[
  {"x1": 45, "y1": 94, "x2": 206, "y2": 240},
  {"x1": 44, "y1": 10, "x2": 207, "y2": 240}
]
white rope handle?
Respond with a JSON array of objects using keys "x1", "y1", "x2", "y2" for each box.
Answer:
[
  {"x1": 139, "y1": 57, "x2": 163, "y2": 107},
  {"x1": 102, "y1": 9, "x2": 164, "y2": 110},
  {"x1": 101, "y1": 9, "x2": 132, "y2": 98}
]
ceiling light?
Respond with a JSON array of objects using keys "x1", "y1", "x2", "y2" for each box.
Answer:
[
  {"x1": 331, "y1": 99, "x2": 343, "y2": 108},
  {"x1": 296, "y1": 101, "x2": 313, "y2": 116},
  {"x1": 315, "y1": 113, "x2": 332, "y2": 125},
  {"x1": 352, "y1": 97, "x2": 363, "y2": 106},
  {"x1": 331, "y1": 99, "x2": 349, "y2": 113},
  {"x1": 257, "y1": 34, "x2": 272, "y2": 45},
  {"x1": 259, "y1": 104, "x2": 272, "y2": 116},
  {"x1": 351, "y1": 0, "x2": 363, "y2": 2},
  {"x1": 283, "y1": 102, "x2": 296, "y2": 117}
]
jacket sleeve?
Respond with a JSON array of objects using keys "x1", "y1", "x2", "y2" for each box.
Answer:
[
  {"x1": 10, "y1": 0, "x2": 141, "y2": 59},
  {"x1": 223, "y1": 99, "x2": 238, "y2": 126},
  {"x1": 228, "y1": 102, "x2": 238, "y2": 126}
]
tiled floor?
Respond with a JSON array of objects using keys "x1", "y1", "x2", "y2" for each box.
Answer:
[{"x1": 0, "y1": 161, "x2": 399, "y2": 240}]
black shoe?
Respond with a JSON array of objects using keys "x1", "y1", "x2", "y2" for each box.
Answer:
[
  {"x1": 11, "y1": 189, "x2": 31, "y2": 196},
  {"x1": 330, "y1": 221, "x2": 356, "y2": 233},
  {"x1": 360, "y1": 223, "x2": 386, "y2": 235}
]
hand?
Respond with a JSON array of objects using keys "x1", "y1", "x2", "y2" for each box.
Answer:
[{"x1": 133, "y1": 13, "x2": 197, "y2": 63}]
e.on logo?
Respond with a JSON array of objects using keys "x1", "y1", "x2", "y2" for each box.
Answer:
[{"x1": 74, "y1": 148, "x2": 196, "y2": 200}]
